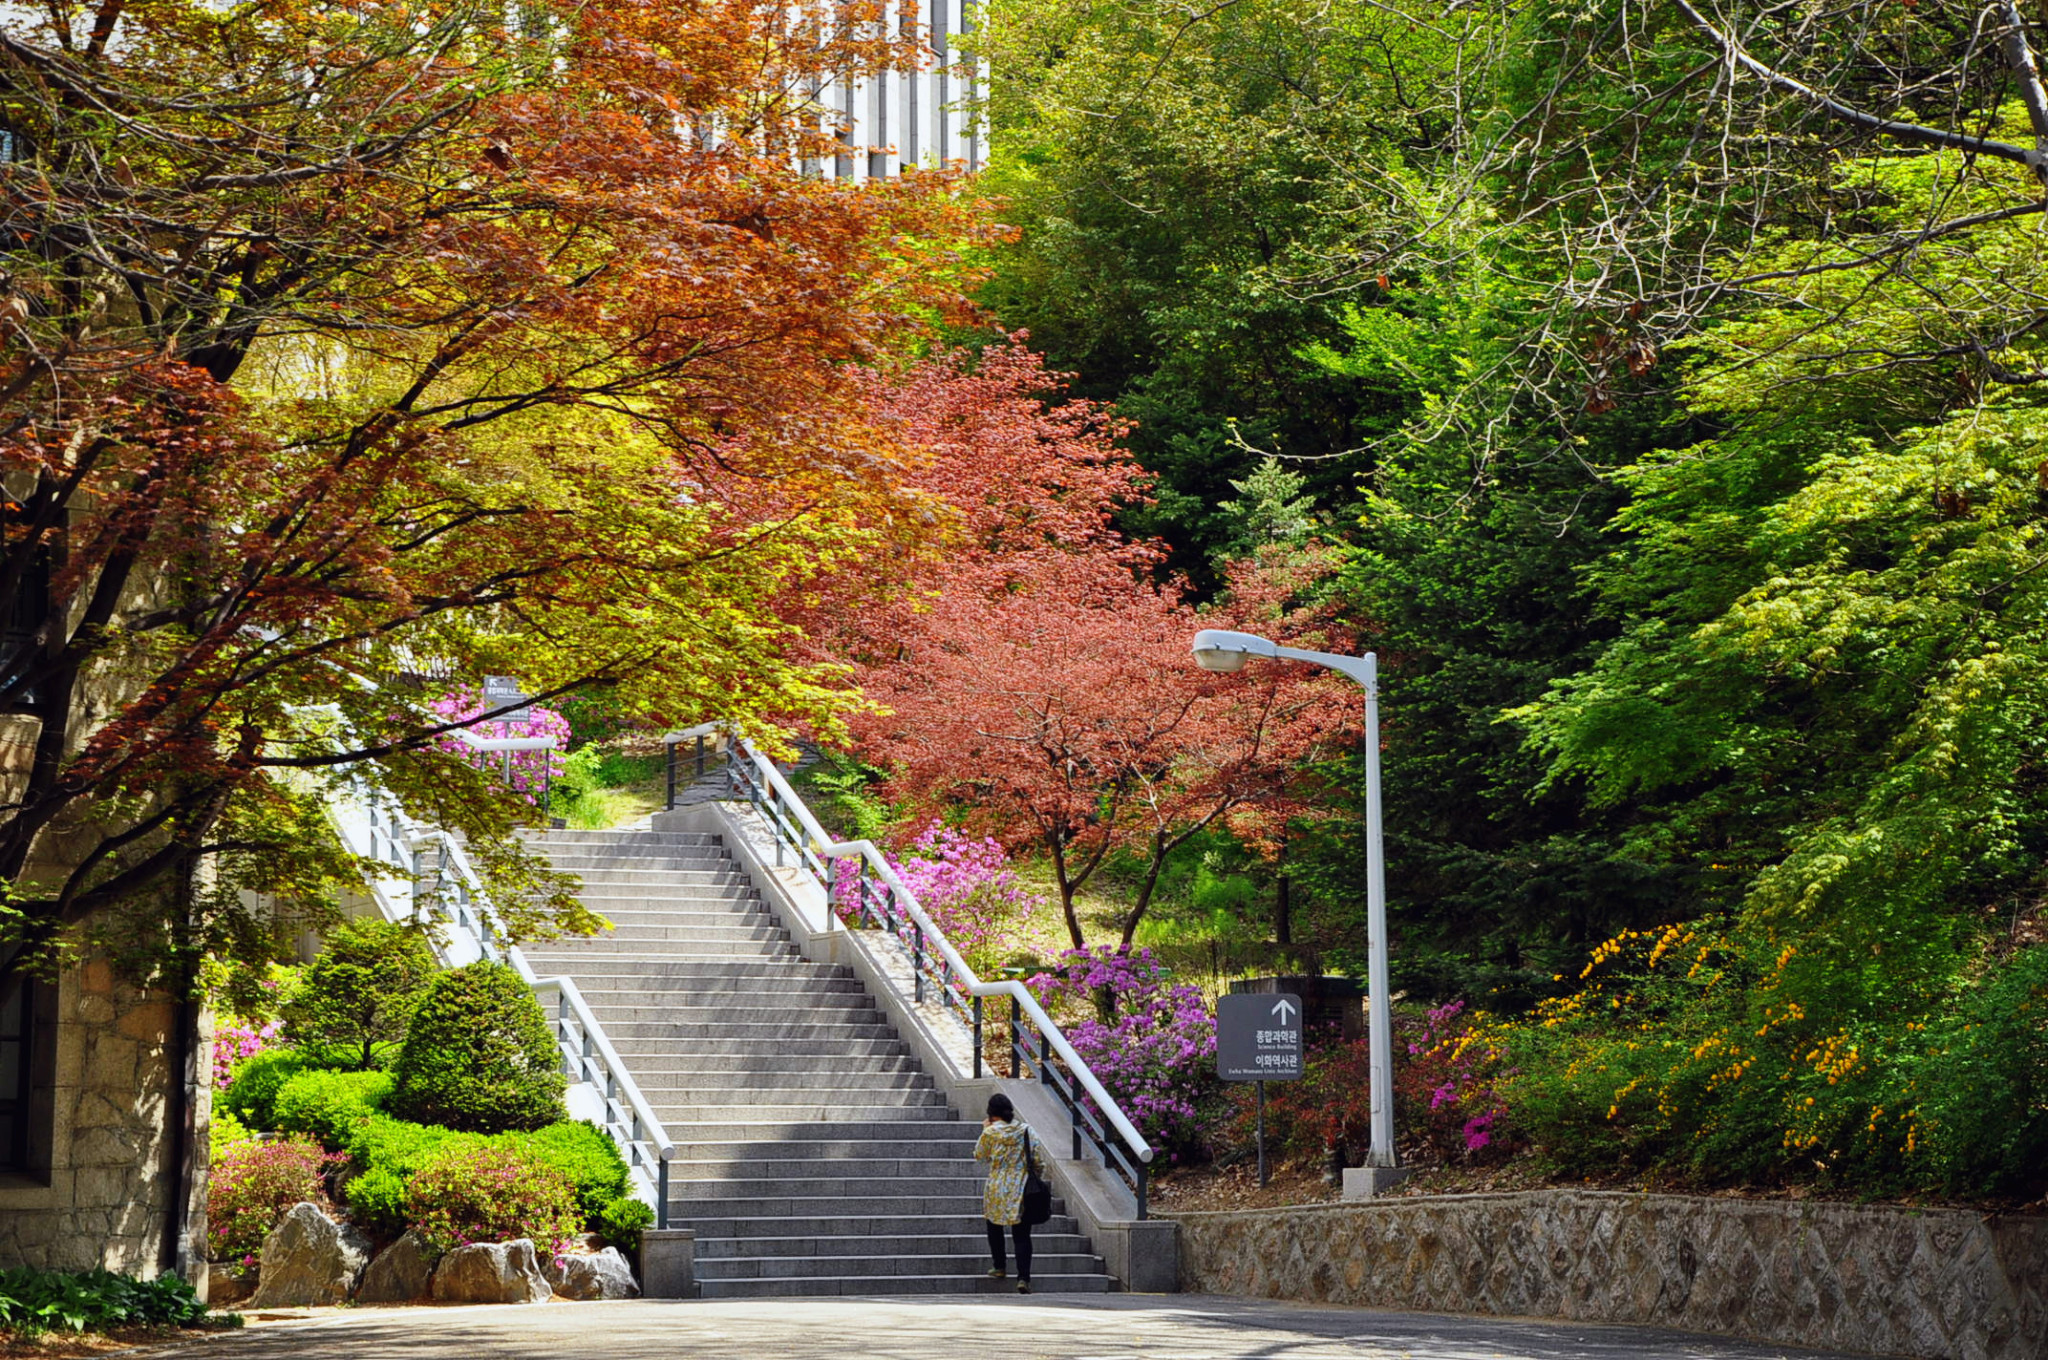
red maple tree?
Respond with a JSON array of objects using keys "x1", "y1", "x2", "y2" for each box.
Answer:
[{"x1": 836, "y1": 349, "x2": 1360, "y2": 949}]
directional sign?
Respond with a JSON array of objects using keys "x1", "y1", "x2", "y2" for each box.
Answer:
[
  {"x1": 481, "y1": 675, "x2": 532, "y2": 725},
  {"x1": 1216, "y1": 992, "x2": 1304, "y2": 1082}
]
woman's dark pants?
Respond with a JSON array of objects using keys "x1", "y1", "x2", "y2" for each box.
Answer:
[{"x1": 986, "y1": 1220, "x2": 1032, "y2": 1279}]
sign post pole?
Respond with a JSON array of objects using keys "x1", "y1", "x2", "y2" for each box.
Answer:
[{"x1": 1256, "y1": 1080, "x2": 1267, "y2": 1187}]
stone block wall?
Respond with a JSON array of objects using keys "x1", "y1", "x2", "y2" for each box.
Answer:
[
  {"x1": 1171, "y1": 1189, "x2": 2047, "y2": 1360},
  {"x1": 0, "y1": 960, "x2": 210, "y2": 1279}
]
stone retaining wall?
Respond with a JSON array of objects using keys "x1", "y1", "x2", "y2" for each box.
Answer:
[{"x1": 1170, "y1": 1189, "x2": 2047, "y2": 1360}]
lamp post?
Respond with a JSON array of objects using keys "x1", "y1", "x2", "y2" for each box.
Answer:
[{"x1": 1191, "y1": 628, "x2": 1402, "y2": 1184}]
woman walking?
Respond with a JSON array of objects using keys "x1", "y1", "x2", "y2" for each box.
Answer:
[{"x1": 974, "y1": 1093, "x2": 1034, "y2": 1293}]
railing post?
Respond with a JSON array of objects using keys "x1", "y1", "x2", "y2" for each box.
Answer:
[
  {"x1": 695, "y1": 734, "x2": 707, "y2": 778},
  {"x1": 666, "y1": 740, "x2": 677, "y2": 810},
  {"x1": 1136, "y1": 1156, "x2": 1148, "y2": 1221},
  {"x1": 657, "y1": 1156, "x2": 670, "y2": 1231},
  {"x1": 973, "y1": 995, "x2": 983, "y2": 1079},
  {"x1": 911, "y1": 924, "x2": 923, "y2": 1003},
  {"x1": 1010, "y1": 996, "x2": 1021, "y2": 1079}
]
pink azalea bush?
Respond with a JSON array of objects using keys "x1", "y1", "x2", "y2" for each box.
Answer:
[
  {"x1": 1029, "y1": 946, "x2": 1218, "y2": 1157},
  {"x1": 828, "y1": 822, "x2": 1040, "y2": 977},
  {"x1": 883, "y1": 822, "x2": 1037, "y2": 973},
  {"x1": 212, "y1": 1019, "x2": 283, "y2": 1089},
  {"x1": 206, "y1": 1137, "x2": 342, "y2": 1263},
  {"x1": 407, "y1": 1144, "x2": 581, "y2": 1255},
  {"x1": 429, "y1": 688, "x2": 569, "y2": 803}
]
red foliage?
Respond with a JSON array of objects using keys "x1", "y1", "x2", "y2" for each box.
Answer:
[{"x1": 836, "y1": 348, "x2": 1361, "y2": 948}]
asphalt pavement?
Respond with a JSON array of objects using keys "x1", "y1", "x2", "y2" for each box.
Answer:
[{"x1": 143, "y1": 1295, "x2": 1880, "y2": 1360}]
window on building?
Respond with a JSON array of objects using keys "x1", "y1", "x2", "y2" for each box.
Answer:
[{"x1": 0, "y1": 974, "x2": 37, "y2": 1173}]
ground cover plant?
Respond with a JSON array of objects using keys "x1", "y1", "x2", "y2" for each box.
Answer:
[{"x1": 0, "y1": 1268, "x2": 230, "y2": 1340}]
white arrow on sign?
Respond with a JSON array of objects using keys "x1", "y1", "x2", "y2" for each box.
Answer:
[{"x1": 1270, "y1": 998, "x2": 1298, "y2": 1025}]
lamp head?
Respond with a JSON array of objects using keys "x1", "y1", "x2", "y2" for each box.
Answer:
[{"x1": 1191, "y1": 628, "x2": 1277, "y2": 673}]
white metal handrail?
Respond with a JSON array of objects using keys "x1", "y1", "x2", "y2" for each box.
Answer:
[
  {"x1": 695, "y1": 732, "x2": 1158, "y2": 1214},
  {"x1": 340, "y1": 781, "x2": 679, "y2": 1223}
]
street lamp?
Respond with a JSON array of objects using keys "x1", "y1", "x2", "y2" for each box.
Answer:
[{"x1": 1191, "y1": 629, "x2": 1404, "y2": 1189}]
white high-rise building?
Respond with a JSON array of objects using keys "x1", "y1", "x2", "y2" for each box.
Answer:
[{"x1": 815, "y1": 0, "x2": 985, "y2": 179}]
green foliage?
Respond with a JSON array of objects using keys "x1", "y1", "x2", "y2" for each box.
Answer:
[
  {"x1": 341, "y1": 1115, "x2": 629, "y2": 1238},
  {"x1": 389, "y1": 961, "x2": 566, "y2": 1133},
  {"x1": 978, "y1": 0, "x2": 1449, "y2": 577},
  {"x1": 341, "y1": 1167, "x2": 413, "y2": 1237},
  {"x1": 508, "y1": 1122, "x2": 631, "y2": 1226},
  {"x1": 406, "y1": 1144, "x2": 582, "y2": 1254},
  {"x1": 0, "y1": 1268, "x2": 225, "y2": 1338},
  {"x1": 280, "y1": 919, "x2": 436, "y2": 1071},
  {"x1": 271, "y1": 1068, "x2": 394, "y2": 1150},
  {"x1": 220, "y1": 1049, "x2": 312, "y2": 1132},
  {"x1": 597, "y1": 1195, "x2": 655, "y2": 1251}
]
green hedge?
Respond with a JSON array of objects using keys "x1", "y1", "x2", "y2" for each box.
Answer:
[
  {"x1": 272, "y1": 1069, "x2": 393, "y2": 1149},
  {"x1": 341, "y1": 1114, "x2": 635, "y2": 1243},
  {"x1": 219, "y1": 1049, "x2": 311, "y2": 1131}
]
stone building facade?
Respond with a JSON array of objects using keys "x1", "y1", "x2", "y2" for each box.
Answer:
[{"x1": 0, "y1": 958, "x2": 211, "y2": 1282}]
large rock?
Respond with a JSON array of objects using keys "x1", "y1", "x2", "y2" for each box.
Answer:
[
  {"x1": 247, "y1": 1202, "x2": 371, "y2": 1308},
  {"x1": 356, "y1": 1229, "x2": 441, "y2": 1304},
  {"x1": 430, "y1": 1239, "x2": 552, "y2": 1304},
  {"x1": 545, "y1": 1245, "x2": 639, "y2": 1300}
]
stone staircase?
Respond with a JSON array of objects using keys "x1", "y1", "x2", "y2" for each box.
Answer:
[{"x1": 519, "y1": 827, "x2": 1117, "y2": 1298}]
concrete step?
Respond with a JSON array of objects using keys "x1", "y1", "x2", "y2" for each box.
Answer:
[
  {"x1": 575, "y1": 886, "x2": 763, "y2": 905},
  {"x1": 638, "y1": 1072, "x2": 931, "y2": 1096},
  {"x1": 533, "y1": 832, "x2": 722, "y2": 847},
  {"x1": 521, "y1": 944, "x2": 801, "y2": 963},
  {"x1": 660, "y1": 1119, "x2": 974, "y2": 1142},
  {"x1": 588, "y1": 1003, "x2": 883, "y2": 1025},
  {"x1": 669, "y1": 1192, "x2": 986, "y2": 1219},
  {"x1": 600, "y1": 1019, "x2": 897, "y2": 1041},
  {"x1": 670, "y1": 1173, "x2": 983, "y2": 1199},
  {"x1": 558, "y1": 925, "x2": 792, "y2": 946},
  {"x1": 556, "y1": 960, "x2": 854, "y2": 981},
  {"x1": 667, "y1": 1155, "x2": 973, "y2": 1180},
  {"x1": 630, "y1": 1052, "x2": 920, "y2": 1075},
  {"x1": 652, "y1": 1103, "x2": 954, "y2": 1125},
  {"x1": 696, "y1": 1252, "x2": 1106, "y2": 1281},
  {"x1": 578, "y1": 987, "x2": 869, "y2": 1007},
  {"x1": 680, "y1": 1212, "x2": 1080, "y2": 1240},
  {"x1": 695, "y1": 1230, "x2": 1093, "y2": 1260},
  {"x1": 648, "y1": 1089, "x2": 943, "y2": 1112},
  {"x1": 667, "y1": 1136, "x2": 980, "y2": 1161},
  {"x1": 694, "y1": 1273, "x2": 1113, "y2": 1298},
  {"x1": 606, "y1": 1040, "x2": 913, "y2": 1065}
]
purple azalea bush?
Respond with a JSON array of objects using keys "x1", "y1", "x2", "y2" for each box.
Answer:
[
  {"x1": 1029, "y1": 946, "x2": 1219, "y2": 1157},
  {"x1": 429, "y1": 688, "x2": 569, "y2": 802}
]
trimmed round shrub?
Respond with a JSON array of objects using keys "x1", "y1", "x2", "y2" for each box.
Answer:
[
  {"x1": 272, "y1": 1069, "x2": 393, "y2": 1150},
  {"x1": 206, "y1": 1137, "x2": 339, "y2": 1263},
  {"x1": 282, "y1": 919, "x2": 435, "y2": 1071},
  {"x1": 407, "y1": 1144, "x2": 580, "y2": 1254},
  {"x1": 389, "y1": 962, "x2": 566, "y2": 1133},
  {"x1": 220, "y1": 1049, "x2": 311, "y2": 1131}
]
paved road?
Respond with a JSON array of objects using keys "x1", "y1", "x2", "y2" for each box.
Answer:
[{"x1": 150, "y1": 1296, "x2": 1874, "y2": 1360}]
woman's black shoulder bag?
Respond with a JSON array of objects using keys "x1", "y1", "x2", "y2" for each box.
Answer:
[{"x1": 1021, "y1": 1130, "x2": 1054, "y2": 1225}]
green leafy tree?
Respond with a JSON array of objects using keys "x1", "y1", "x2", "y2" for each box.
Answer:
[{"x1": 281, "y1": 921, "x2": 436, "y2": 1071}]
